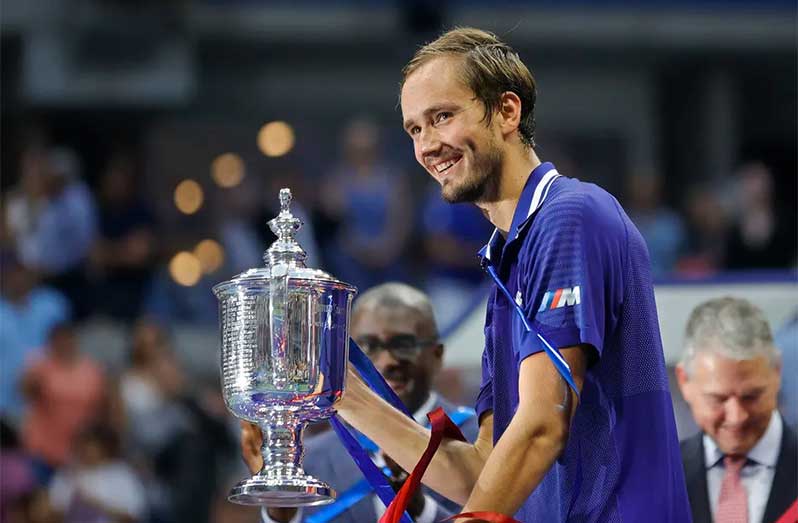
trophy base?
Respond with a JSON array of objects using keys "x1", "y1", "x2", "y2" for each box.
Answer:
[{"x1": 228, "y1": 476, "x2": 335, "y2": 507}]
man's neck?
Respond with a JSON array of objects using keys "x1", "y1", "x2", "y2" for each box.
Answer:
[{"x1": 476, "y1": 147, "x2": 541, "y2": 234}]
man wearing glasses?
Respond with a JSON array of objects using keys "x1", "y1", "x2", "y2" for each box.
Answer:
[{"x1": 241, "y1": 282, "x2": 480, "y2": 523}]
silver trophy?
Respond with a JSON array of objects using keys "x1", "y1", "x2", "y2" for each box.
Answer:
[{"x1": 214, "y1": 188, "x2": 356, "y2": 506}]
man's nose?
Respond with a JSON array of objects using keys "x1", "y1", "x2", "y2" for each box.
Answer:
[
  {"x1": 724, "y1": 397, "x2": 750, "y2": 425},
  {"x1": 419, "y1": 127, "x2": 441, "y2": 157},
  {"x1": 371, "y1": 348, "x2": 399, "y2": 369}
]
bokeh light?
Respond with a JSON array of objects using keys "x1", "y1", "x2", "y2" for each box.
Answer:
[
  {"x1": 174, "y1": 179, "x2": 204, "y2": 214},
  {"x1": 194, "y1": 239, "x2": 225, "y2": 274},
  {"x1": 169, "y1": 251, "x2": 202, "y2": 286},
  {"x1": 211, "y1": 153, "x2": 245, "y2": 188},
  {"x1": 257, "y1": 121, "x2": 295, "y2": 157}
]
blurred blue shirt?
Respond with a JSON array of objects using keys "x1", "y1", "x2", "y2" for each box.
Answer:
[
  {"x1": 18, "y1": 182, "x2": 97, "y2": 275},
  {"x1": 0, "y1": 287, "x2": 71, "y2": 424}
]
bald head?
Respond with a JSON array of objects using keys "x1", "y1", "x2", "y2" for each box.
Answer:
[{"x1": 353, "y1": 282, "x2": 439, "y2": 338}]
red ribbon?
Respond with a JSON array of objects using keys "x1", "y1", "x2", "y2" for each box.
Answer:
[
  {"x1": 378, "y1": 407, "x2": 522, "y2": 523},
  {"x1": 441, "y1": 512, "x2": 521, "y2": 522},
  {"x1": 776, "y1": 500, "x2": 798, "y2": 523}
]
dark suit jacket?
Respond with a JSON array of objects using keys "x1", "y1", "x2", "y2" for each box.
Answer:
[
  {"x1": 294, "y1": 395, "x2": 480, "y2": 523},
  {"x1": 680, "y1": 416, "x2": 797, "y2": 523}
]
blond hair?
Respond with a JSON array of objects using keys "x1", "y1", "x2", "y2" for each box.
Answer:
[{"x1": 402, "y1": 27, "x2": 537, "y2": 147}]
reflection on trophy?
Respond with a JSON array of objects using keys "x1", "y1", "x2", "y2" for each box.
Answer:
[{"x1": 213, "y1": 188, "x2": 356, "y2": 507}]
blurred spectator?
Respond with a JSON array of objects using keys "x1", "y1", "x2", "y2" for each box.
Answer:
[
  {"x1": 143, "y1": 262, "x2": 219, "y2": 325},
  {"x1": 676, "y1": 297, "x2": 795, "y2": 523},
  {"x1": 625, "y1": 173, "x2": 687, "y2": 278},
  {"x1": 0, "y1": 419, "x2": 40, "y2": 523},
  {"x1": 725, "y1": 162, "x2": 796, "y2": 270},
  {"x1": 677, "y1": 183, "x2": 730, "y2": 276},
  {"x1": 0, "y1": 251, "x2": 71, "y2": 426},
  {"x1": 319, "y1": 118, "x2": 412, "y2": 289},
  {"x1": 21, "y1": 323, "x2": 108, "y2": 469},
  {"x1": 155, "y1": 378, "x2": 234, "y2": 523},
  {"x1": 89, "y1": 152, "x2": 158, "y2": 320},
  {"x1": 215, "y1": 176, "x2": 266, "y2": 275},
  {"x1": 5, "y1": 146, "x2": 98, "y2": 318},
  {"x1": 117, "y1": 318, "x2": 233, "y2": 523},
  {"x1": 47, "y1": 423, "x2": 147, "y2": 523},
  {"x1": 119, "y1": 318, "x2": 186, "y2": 463},
  {"x1": 420, "y1": 185, "x2": 491, "y2": 329}
]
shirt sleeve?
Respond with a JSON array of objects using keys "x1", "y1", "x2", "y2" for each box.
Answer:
[{"x1": 516, "y1": 190, "x2": 626, "y2": 364}]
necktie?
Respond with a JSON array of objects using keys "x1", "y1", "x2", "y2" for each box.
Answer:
[{"x1": 716, "y1": 455, "x2": 749, "y2": 523}]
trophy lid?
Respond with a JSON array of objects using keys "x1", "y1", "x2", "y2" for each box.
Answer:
[{"x1": 213, "y1": 188, "x2": 356, "y2": 296}]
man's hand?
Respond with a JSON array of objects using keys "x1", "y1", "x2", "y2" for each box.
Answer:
[
  {"x1": 266, "y1": 507, "x2": 299, "y2": 523},
  {"x1": 240, "y1": 422, "x2": 299, "y2": 523},
  {"x1": 382, "y1": 452, "x2": 426, "y2": 519},
  {"x1": 240, "y1": 421, "x2": 263, "y2": 475}
]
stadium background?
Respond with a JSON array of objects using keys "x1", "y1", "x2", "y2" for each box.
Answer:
[{"x1": 1, "y1": 1, "x2": 795, "y2": 522}]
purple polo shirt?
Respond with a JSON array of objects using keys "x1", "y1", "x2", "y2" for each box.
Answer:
[{"x1": 475, "y1": 162, "x2": 691, "y2": 522}]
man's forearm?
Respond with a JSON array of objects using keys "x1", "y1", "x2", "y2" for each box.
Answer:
[
  {"x1": 461, "y1": 403, "x2": 568, "y2": 514},
  {"x1": 337, "y1": 372, "x2": 485, "y2": 503}
]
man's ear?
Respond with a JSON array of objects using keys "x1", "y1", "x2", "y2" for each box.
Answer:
[
  {"x1": 675, "y1": 363, "x2": 691, "y2": 401},
  {"x1": 497, "y1": 91, "x2": 522, "y2": 137}
]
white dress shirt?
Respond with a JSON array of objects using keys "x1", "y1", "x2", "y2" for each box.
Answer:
[
  {"x1": 704, "y1": 411, "x2": 782, "y2": 523},
  {"x1": 262, "y1": 393, "x2": 441, "y2": 523}
]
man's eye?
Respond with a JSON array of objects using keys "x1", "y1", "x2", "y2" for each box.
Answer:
[
  {"x1": 409, "y1": 126, "x2": 420, "y2": 136},
  {"x1": 706, "y1": 395, "x2": 725, "y2": 405},
  {"x1": 435, "y1": 112, "x2": 451, "y2": 123}
]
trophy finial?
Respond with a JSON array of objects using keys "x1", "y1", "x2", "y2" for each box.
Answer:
[
  {"x1": 265, "y1": 187, "x2": 306, "y2": 267},
  {"x1": 279, "y1": 188, "x2": 291, "y2": 213}
]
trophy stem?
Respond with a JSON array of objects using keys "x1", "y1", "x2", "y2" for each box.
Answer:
[
  {"x1": 228, "y1": 413, "x2": 335, "y2": 507},
  {"x1": 259, "y1": 419, "x2": 305, "y2": 477}
]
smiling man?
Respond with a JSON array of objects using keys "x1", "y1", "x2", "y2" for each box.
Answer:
[
  {"x1": 334, "y1": 27, "x2": 690, "y2": 521},
  {"x1": 677, "y1": 297, "x2": 797, "y2": 523}
]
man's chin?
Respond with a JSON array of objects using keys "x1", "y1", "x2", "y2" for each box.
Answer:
[
  {"x1": 441, "y1": 182, "x2": 481, "y2": 204},
  {"x1": 714, "y1": 433, "x2": 757, "y2": 456}
]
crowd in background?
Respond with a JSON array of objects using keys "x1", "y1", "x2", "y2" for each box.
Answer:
[{"x1": 0, "y1": 116, "x2": 795, "y2": 523}]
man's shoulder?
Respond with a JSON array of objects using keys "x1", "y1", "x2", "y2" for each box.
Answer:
[
  {"x1": 519, "y1": 176, "x2": 630, "y2": 265},
  {"x1": 536, "y1": 177, "x2": 625, "y2": 232},
  {"x1": 679, "y1": 431, "x2": 703, "y2": 451}
]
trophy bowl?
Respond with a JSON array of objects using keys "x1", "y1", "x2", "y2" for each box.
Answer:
[{"x1": 214, "y1": 189, "x2": 356, "y2": 507}]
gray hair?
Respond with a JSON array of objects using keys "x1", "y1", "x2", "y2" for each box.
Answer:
[
  {"x1": 681, "y1": 296, "x2": 780, "y2": 375},
  {"x1": 353, "y1": 282, "x2": 438, "y2": 336}
]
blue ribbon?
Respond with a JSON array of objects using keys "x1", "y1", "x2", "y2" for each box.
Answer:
[
  {"x1": 347, "y1": 338, "x2": 412, "y2": 417},
  {"x1": 328, "y1": 339, "x2": 413, "y2": 523},
  {"x1": 484, "y1": 264, "x2": 581, "y2": 399}
]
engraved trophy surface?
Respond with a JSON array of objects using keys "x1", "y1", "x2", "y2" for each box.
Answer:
[{"x1": 213, "y1": 189, "x2": 356, "y2": 506}]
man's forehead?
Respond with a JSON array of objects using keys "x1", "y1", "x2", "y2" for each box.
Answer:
[
  {"x1": 692, "y1": 350, "x2": 775, "y2": 383},
  {"x1": 401, "y1": 56, "x2": 471, "y2": 115},
  {"x1": 353, "y1": 303, "x2": 432, "y2": 333}
]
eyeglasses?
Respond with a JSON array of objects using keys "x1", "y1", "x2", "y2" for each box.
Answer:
[{"x1": 354, "y1": 334, "x2": 438, "y2": 361}]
